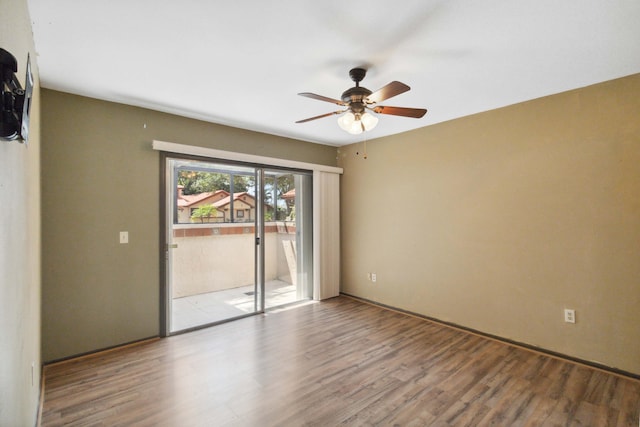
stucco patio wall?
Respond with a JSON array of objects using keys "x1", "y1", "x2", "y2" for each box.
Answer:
[{"x1": 171, "y1": 222, "x2": 295, "y2": 298}]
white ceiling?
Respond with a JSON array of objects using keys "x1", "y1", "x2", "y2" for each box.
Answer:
[{"x1": 28, "y1": 0, "x2": 640, "y2": 146}]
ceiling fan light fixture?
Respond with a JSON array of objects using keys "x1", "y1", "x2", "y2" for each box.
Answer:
[
  {"x1": 337, "y1": 111, "x2": 377, "y2": 134},
  {"x1": 337, "y1": 111, "x2": 355, "y2": 131},
  {"x1": 344, "y1": 118, "x2": 363, "y2": 134},
  {"x1": 347, "y1": 123, "x2": 363, "y2": 134},
  {"x1": 360, "y1": 112, "x2": 378, "y2": 131}
]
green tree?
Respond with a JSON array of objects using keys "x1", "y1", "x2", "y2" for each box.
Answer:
[
  {"x1": 178, "y1": 171, "x2": 250, "y2": 195},
  {"x1": 190, "y1": 204, "x2": 217, "y2": 223}
]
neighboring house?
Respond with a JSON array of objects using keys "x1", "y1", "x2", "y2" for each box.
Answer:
[
  {"x1": 177, "y1": 186, "x2": 273, "y2": 223},
  {"x1": 281, "y1": 188, "x2": 295, "y2": 202},
  {"x1": 213, "y1": 192, "x2": 274, "y2": 222},
  {"x1": 212, "y1": 192, "x2": 254, "y2": 222},
  {"x1": 176, "y1": 186, "x2": 228, "y2": 223}
]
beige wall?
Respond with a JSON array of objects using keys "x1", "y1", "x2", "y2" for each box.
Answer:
[
  {"x1": 339, "y1": 74, "x2": 640, "y2": 375},
  {"x1": 41, "y1": 90, "x2": 337, "y2": 362},
  {"x1": 0, "y1": 0, "x2": 41, "y2": 424}
]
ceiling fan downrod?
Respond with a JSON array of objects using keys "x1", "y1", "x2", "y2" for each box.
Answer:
[{"x1": 341, "y1": 68, "x2": 372, "y2": 108}]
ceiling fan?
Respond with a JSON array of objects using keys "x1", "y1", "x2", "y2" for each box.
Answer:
[{"x1": 296, "y1": 67, "x2": 427, "y2": 135}]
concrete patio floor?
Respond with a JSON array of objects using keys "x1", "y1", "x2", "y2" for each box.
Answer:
[{"x1": 171, "y1": 280, "x2": 307, "y2": 332}]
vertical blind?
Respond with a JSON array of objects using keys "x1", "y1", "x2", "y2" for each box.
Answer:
[{"x1": 313, "y1": 171, "x2": 341, "y2": 300}]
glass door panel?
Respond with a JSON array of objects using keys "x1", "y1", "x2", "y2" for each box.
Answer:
[
  {"x1": 263, "y1": 170, "x2": 313, "y2": 309},
  {"x1": 166, "y1": 158, "x2": 261, "y2": 333}
]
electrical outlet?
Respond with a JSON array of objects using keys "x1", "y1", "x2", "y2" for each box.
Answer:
[
  {"x1": 564, "y1": 308, "x2": 576, "y2": 323},
  {"x1": 371, "y1": 273, "x2": 377, "y2": 282}
]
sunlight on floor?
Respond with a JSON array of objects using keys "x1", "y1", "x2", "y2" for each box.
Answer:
[{"x1": 171, "y1": 280, "x2": 306, "y2": 331}]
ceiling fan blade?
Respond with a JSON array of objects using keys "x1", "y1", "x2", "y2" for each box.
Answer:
[
  {"x1": 295, "y1": 111, "x2": 343, "y2": 123},
  {"x1": 372, "y1": 106, "x2": 427, "y2": 118},
  {"x1": 298, "y1": 92, "x2": 346, "y2": 106},
  {"x1": 367, "y1": 81, "x2": 410, "y2": 104}
]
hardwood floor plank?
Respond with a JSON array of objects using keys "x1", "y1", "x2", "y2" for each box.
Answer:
[{"x1": 41, "y1": 296, "x2": 640, "y2": 426}]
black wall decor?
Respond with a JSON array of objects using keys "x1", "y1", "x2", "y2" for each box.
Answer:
[{"x1": 1, "y1": 48, "x2": 32, "y2": 143}]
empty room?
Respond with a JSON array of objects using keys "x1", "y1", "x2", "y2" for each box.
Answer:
[{"x1": 1, "y1": 0, "x2": 639, "y2": 426}]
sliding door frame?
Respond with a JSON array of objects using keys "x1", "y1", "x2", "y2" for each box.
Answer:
[{"x1": 159, "y1": 149, "x2": 329, "y2": 337}]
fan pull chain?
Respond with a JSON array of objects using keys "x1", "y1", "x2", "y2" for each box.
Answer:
[
  {"x1": 362, "y1": 133, "x2": 368, "y2": 160},
  {"x1": 355, "y1": 134, "x2": 367, "y2": 159}
]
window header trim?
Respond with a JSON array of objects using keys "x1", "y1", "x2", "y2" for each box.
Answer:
[{"x1": 153, "y1": 140, "x2": 343, "y2": 175}]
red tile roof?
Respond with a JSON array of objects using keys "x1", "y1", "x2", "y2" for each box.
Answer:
[
  {"x1": 282, "y1": 189, "x2": 295, "y2": 200},
  {"x1": 177, "y1": 189, "x2": 229, "y2": 207},
  {"x1": 213, "y1": 192, "x2": 254, "y2": 209}
]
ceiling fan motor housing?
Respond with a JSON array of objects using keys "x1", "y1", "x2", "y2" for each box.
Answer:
[
  {"x1": 341, "y1": 87, "x2": 371, "y2": 114},
  {"x1": 343, "y1": 67, "x2": 372, "y2": 113}
]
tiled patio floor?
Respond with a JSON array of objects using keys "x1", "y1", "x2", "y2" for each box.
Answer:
[{"x1": 171, "y1": 280, "x2": 306, "y2": 332}]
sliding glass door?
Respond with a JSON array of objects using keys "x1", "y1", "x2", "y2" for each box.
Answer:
[
  {"x1": 263, "y1": 170, "x2": 313, "y2": 309},
  {"x1": 163, "y1": 156, "x2": 312, "y2": 334}
]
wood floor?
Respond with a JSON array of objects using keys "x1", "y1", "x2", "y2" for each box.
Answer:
[{"x1": 42, "y1": 296, "x2": 639, "y2": 426}]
